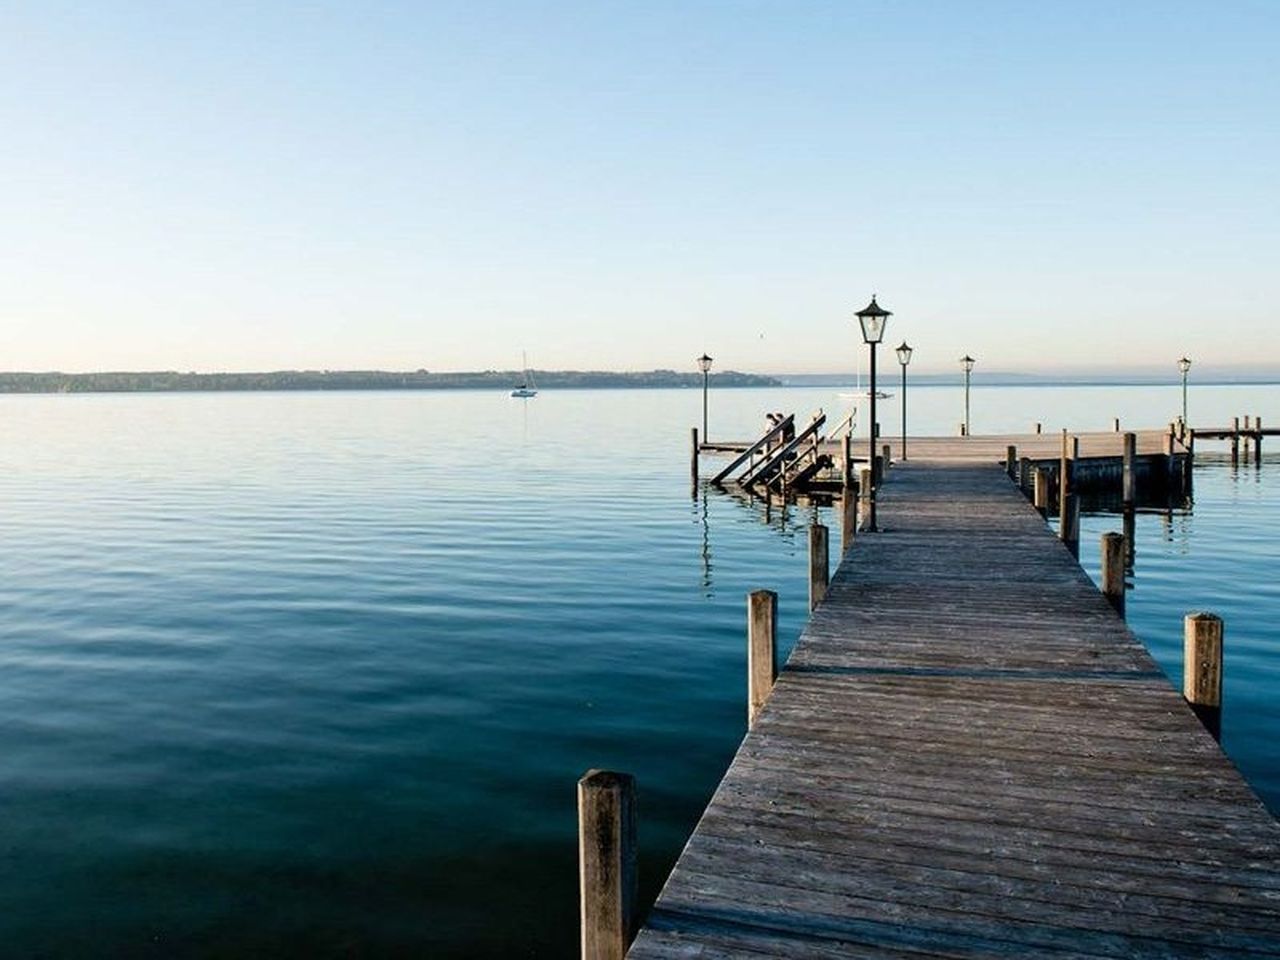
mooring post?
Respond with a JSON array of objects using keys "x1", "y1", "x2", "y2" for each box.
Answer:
[
  {"x1": 808, "y1": 524, "x2": 829, "y2": 610},
  {"x1": 1243, "y1": 416, "x2": 1252, "y2": 463},
  {"x1": 690, "y1": 427, "x2": 699, "y2": 494},
  {"x1": 1183, "y1": 612, "x2": 1223, "y2": 741},
  {"x1": 1231, "y1": 417, "x2": 1240, "y2": 466},
  {"x1": 1006, "y1": 444, "x2": 1017, "y2": 480},
  {"x1": 841, "y1": 481, "x2": 857, "y2": 550},
  {"x1": 842, "y1": 433, "x2": 853, "y2": 487},
  {"x1": 1062, "y1": 494, "x2": 1080, "y2": 557},
  {"x1": 1019, "y1": 456, "x2": 1032, "y2": 492},
  {"x1": 859, "y1": 467, "x2": 873, "y2": 531},
  {"x1": 1257, "y1": 416, "x2": 1263, "y2": 466},
  {"x1": 1058, "y1": 430, "x2": 1071, "y2": 532},
  {"x1": 1101, "y1": 533, "x2": 1125, "y2": 615},
  {"x1": 1122, "y1": 432, "x2": 1136, "y2": 506},
  {"x1": 747, "y1": 590, "x2": 778, "y2": 727},
  {"x1": 1035, "y1": 421, "x2": 1042, "y2": 435},
  {"x1": 1033, "y1": 468, "x2": 1049, "y2": 515},
  {"x1": 578, "y1": 769, "x2": 637, "y2": 960},
  {"x1": 1114, "y1": 417, "x2": 1120, "y2": 432},
  {"x1": 882, "y1": 443, "x2": 891, "y2": 472},
  {"x1": 1123, "y1": 505, "x2": 1136, "y2": 569}
]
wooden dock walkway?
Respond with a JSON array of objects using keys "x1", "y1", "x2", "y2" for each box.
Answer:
[{"x1": 629, "y1": 460, "x2": 1280, "y2": 957}]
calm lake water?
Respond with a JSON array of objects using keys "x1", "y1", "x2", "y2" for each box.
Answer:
[{"x1": 1, "y1": 382, "x2": 1276, "y2": 957}]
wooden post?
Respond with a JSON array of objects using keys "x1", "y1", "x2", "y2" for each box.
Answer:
[
  {"x1": 841, "y1": 481, "x2": 857, "y2": 550},
  {"x1": 578, "y1": 769, "x2": 637, "y2": 960},
  {"x1": 1062, "y1": 493, "x2": 1079, "y2": 557},
  {"x1": 1019, "y1": 456, "x2": 1032, "y2": 492},
  {"x1": 1243, "y1": 416, "x2": 1252, "y2": 463},
  {"x1": 1033, "y1": 468, "x2": 1049, "y2": 514},
  {"x1": 747, "y1": 590, "x2": 778, "y2": 727},
  {"x1": 1006, "y1": 444, "x2": 1017, "y2": 480},
  {"x1": 1183, "y1": 613, "x2": 1223, "y2": 741},
  {"x1": 842, "y1": 433, "x2": 852, "y2": 487},
  {"x1": 1113, "y1": 417, "x2": 1120, "y2": 432},
  {"x1": 809, "y1": 524, "x2": 829, "y2": 610},
  {"x1": 1035, "y1": 421, "x2": 1042, "y2": 434},
  {"x1": 873, "y1": 455, "x2": 884, "y2": 487},
  {"x1": 1162, "y1": 431, "x2": 1175, "y2": 457},
  {"x1": 1122, "y1": 432, "x2": 1136, "y2": 506},
  {"x1": 859, "y1": 468, "x2": 873, "y2": 531},
  {"x1": 1058, "y1": 430, "x2": 1071, "y2": 531},
  {"x1": 1123, "y1": 505, "x2": 1136, "y2": 568},
  {"x1": 1101, "y1": 533, "x2": 1125, "y2": 615},
  {"x1": 1257, "y1": 416, "x2": 1263, "y2": 466},
  {"x1": 882, "y1": 443, "x2": 891, "y2": 472},
  {"x1": 690, "y1": 427, "x2": 699, "y2": 494},
  {"x1": 1231, "y1": 417, "x2": 1240, "y2": 466}
]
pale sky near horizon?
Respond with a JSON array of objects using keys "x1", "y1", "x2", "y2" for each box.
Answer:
[{"x1": 1, "y1": 2, "x2": 1276, "y2": 375}]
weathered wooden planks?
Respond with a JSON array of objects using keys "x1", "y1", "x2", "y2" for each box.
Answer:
[{"x1": 629, "y1": 461, "x2": 1280, "y2": 958}]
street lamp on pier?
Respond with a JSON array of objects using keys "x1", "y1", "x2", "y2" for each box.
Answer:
[
  {"x1": 1178, "y1": 356, "x2": 1192, "y2": 426},
  {"x1": 854, "y1": 296, "x2": 891, "y2": 532},
  {"x1": 896, "y1": 341, "x2": 913, "y2": 460},
  {"x1": 960, "y1": 355, "x2": 976, "y2": 437},
  {"x1": 696, "y1": 353, "x2": 713, "y2": 440}
]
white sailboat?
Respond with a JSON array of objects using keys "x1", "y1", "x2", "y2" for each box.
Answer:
[
  {"x1": 510, "y1": 352, "x2": 538, "y2": 398},
  {"x1": 837, "y1": 351, "x2": 892, "y2": 401}
]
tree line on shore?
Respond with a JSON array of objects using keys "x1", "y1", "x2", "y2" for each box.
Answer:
[{"x1": 0, "y1": 369, "x2": 780, "y2": 393}]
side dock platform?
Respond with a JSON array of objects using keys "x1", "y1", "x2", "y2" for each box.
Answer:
[{"x1": 627, "y1": 460, "x2": 1280, "y2": 958}]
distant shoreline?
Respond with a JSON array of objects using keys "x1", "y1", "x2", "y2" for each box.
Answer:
[
  {"x1": 2, "y1": 369, "x2": 1276, "y2": 395},
  {"x1": 0, "y1": 369, "x2": 780, "y2": 394}
]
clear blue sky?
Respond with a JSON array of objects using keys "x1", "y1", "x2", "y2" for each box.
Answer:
[{"x1": 1, "y1": 2, "x2": 1276, "y2": 374}]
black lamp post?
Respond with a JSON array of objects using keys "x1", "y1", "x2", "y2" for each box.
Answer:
[
  {"x1": 696, "y1": 353, "x2": 713, "y2": 439},
  {"x1": 896, "y1": 341, "x2": 913, "y2": 460},
  {"x1": 960, "y1": 355, "x2": 976, "y2": 436},
  {"x1": 854, "y1": 296, "x2": 891, "y2": 532},
  {"x1": 1178, "y1": 356, "x2": 1192, "y2": 426}
]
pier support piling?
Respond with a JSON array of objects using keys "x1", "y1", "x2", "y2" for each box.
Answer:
[
  {"x1": 747, "y1": 590, "x2": 778, "y2": 727},
  {"x1": 809, "y1": 524, "x2": 829, "y2": 611},
  {"x1": 578, "y1": 769, "x2": 637, "y2": 960},
  {"x1": 1033, "y1": 468, "x2": 1049, "y2": 515},
  {"x1": 841, "y1": 482, "x2": 857, "y2": 551},
  {"x1": 1058, "y1": 431, "x2": 1077, "y2": 532},
  {"x1": 690, "y1": 427, "x2": 699, "y2": 495},
  {"x1": 865, "y1": 468, "x2": 875, "y2": 535},
  {"x1": 1122, "y1": 432, "x2": 1136, "y2": 506},
  {"x1": 1183, "y1": 613, "x2": 1223, "y2": 741},
  {"x1": 1231, "y1": 417, "x2": 1240, "y2": 466},
  {"x1": 1006, "y1": 445, "x2": 1017, "y2": 480},
  {"x1": 1062, "y1": 493, "x2": 1080, "y2": 558},
  {"x1": 1101, "y1": 533, "x2": 1125, "y2": 615}
]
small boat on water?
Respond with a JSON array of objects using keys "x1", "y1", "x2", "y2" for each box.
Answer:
[{"x1": 510, "y1": 352, "x2": 538, "y2": 398}]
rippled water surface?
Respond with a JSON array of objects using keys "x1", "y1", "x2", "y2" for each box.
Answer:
[{"x1": 0, "y1": 383, "x2": 1275, "y2": 956}]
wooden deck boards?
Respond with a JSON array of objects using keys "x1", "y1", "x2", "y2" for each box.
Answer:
[{"x1": 628, "y1": 461, "x2": 1280, "y2": 958}]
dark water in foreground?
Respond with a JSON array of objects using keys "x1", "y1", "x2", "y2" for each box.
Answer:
[{"x1": 0, "y1": 385, "x2": 1275, "y2": 956}]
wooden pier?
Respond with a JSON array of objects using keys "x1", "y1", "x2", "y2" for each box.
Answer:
[{"x1": 621, "y1": 449, "x2": 1280, "y2": 957}]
